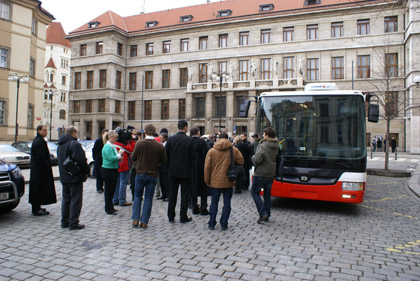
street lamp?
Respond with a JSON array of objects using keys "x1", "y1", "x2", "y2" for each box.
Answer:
[
  {"x1": 8, "y1": 73, "x2": 29, "y2": 144},
  {"x1": 212, "y1": 72, "x2": 229, "y2": 131},
  {"x1": 48, "y1": 89, "x2": 58, "y2": 141}
]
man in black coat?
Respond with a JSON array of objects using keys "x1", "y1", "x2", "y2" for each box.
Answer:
[
  {"x1": 92, "y1": 128, "x2": 108, "y2": 193},
  {"x1": 165, "y1": 120, "x2": 195, "y2": 223},
  {"x1": 57, "y1": 126, "x2": 89, "y2": 230},
  {"x1": 29, "y1": 125, "x2": 56, "y2": 216},
  {"x1": 190, "y1": 127, "x2": 210, "y2": 215}
]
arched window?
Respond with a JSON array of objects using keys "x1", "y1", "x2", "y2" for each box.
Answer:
[{"x1": 59, "y1": 110, "x2": 66, "y2": 120}]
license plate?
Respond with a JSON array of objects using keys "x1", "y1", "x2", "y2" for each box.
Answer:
[{"x1": 0, "y1": 192, "x2": 9, "y2": 200}]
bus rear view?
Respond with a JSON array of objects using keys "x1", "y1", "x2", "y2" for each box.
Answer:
[{"x1": 257, "y1": 84, "x2": 369, "y2": 203}]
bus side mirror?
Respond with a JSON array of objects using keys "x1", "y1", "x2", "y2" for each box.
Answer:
[
  {"x1": 368, "y1": 104, "x2": 379, "y2": 123},
  {"x1": 239, "y1": 100, "x2": 251, "y2": 118}
]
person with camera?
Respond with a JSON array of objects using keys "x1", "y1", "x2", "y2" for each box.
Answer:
[
  {"x1": 57, "y1": 126, "x2": 90, "y2": 230},
  {"x1": 250, "y1": 127, "x2": 279, "y2": 224},
  {"x1": 204, "y1": 132, "x2": 243, "y2": 231}
]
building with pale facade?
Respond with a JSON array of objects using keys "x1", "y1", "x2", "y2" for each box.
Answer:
[
  {"x1": 66, "y1": 0, "x2": 420, "y2": 152},
  {"x1": 0, "y1": 0, "x2": 53, "y2": 142},
  {"x1": 43, "y1": 22, "x2": 70, "y2": 141}
]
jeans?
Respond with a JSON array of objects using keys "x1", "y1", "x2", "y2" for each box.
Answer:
[
  {"x1": 132, "y1": 174, "x2": 157, "y2": 224},
  {"x1": 61, "y1": 182, "x2": 83, "y2": 227},
  {"x1": 251, "y1": 176, "x2": 274, "y2": 218},
  {"x1": 113, "y1": 170, "x2": 130, "y2": 204},
  {"x1": 208, "y1": 187, "x2": 233, "y2": 228}
]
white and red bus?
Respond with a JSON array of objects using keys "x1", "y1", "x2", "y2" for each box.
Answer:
[{"x1": 254, "y1": 83, "x2": 378, "y2": 203}]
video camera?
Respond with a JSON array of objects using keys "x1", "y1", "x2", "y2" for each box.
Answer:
[{"x1": 115, "y1": 126, "x2": 135, "y2": 143}]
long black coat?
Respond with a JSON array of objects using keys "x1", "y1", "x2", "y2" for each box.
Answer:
[
  {"x1": 165, "y1": 131, "x2": 195, "y2": 178},
  {"x1": 29, "y1": 134, "x2": 56, "y2": 205},
  {"x1": 191, "y1": 136, "x2": 210, "y2": 197},
  {"x1": 92, "y1": 137, "x2": 104, "y2": 177}
]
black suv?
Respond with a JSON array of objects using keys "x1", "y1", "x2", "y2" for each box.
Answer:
[{"x1": 0, "y1": 159, "x2": 25, "y2": 212}]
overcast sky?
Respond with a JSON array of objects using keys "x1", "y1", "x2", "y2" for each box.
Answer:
[{"x1": 40, "y1": 0, "x2": 217, "y2": 34}]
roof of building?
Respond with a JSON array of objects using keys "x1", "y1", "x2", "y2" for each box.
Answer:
[
  {"x1": 47, "y1": 22, "x2": 71, "y2": 48},
  {"x1": 68, "y1": 0, "x2": 393, "y2": 36},
  {"x1": 45, "y1": 57, "x2": 57, "y2": 69}
]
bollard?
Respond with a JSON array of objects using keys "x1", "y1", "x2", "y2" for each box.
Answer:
[{"x1": 395, "y1": 147, "x2": 397, "y2": 160}]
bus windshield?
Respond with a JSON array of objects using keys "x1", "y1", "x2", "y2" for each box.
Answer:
[{"x1": 258, "y1": 95, "x2": 366, "y2": 160}]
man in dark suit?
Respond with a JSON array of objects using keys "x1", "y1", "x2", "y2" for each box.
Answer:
[
  {"x1": 165, "y1": 120, "x2": 195, "y2": 223},
  {"x1": 92, "y1": 129, "x2": 108, "y2": 193}
]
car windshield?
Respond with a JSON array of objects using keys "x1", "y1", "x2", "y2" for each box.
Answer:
[
  {"x1": 47, "y1": 142, "x2": 58, "y2": 150},
  {"x1": 0, "y1": 145, "x2": 20, "y2": 153}
]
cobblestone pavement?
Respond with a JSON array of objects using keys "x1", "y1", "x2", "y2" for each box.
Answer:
[{"x1": 1, "y1": 176, "x2": 419, "y2": 281}]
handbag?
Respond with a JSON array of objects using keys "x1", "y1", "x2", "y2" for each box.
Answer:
[
  {"x1": 227, "y1": 147, "x2": 245, "y2": 182},
  {"x1": 62, "y1": 141, "x2": 80, "y2": 175}
]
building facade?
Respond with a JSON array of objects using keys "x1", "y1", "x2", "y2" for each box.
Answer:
[
  {"x1": 0, "y1": 0, "x2": 53, "y2": 142},
  {"x1": 43, "y1": 22, "x2": 70, "y2": 141},
  {"x1": 66, "y1": 0, "x2": 420, "y2": 152}
]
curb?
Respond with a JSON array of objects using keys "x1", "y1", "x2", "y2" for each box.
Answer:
[{"x1": 367, "y1": 168, "x2": 412, "y2": 178}]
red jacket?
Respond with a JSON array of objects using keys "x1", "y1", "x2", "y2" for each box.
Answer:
[{"x1": 114, "y1": 141, "x2": 134, "y2": 172}]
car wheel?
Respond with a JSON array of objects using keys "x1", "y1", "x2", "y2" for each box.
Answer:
[
  {"x1": 0, "y1": 198, "x2": 20, "y2": 213},
  {"x1": 89, "y1": 163, "x2": 95, "y2": 178}
]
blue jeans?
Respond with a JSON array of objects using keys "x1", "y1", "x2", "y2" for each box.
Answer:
[
  {"x1": 251, "y1": 176, "x2": 274, "y2": 218},
  {"x1": 208, "y1": 187, "x2": 233, "y2": 228},
  {"x1": 113, "y1": 170, "x2": 130, "y2": 204},
  {"x1": 131, "y1": 174, "x2": 157, "y2": 224}
]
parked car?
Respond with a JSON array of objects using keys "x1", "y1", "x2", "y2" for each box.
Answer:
[
  {"x1": 11, "y1": 141, "x2": 58, "y2": 166},
  {"x1": 84, "y1": 143, "x2": 95, "y2": 178},
  {"x1": 78, "y1": 140, "x2": 95, "y2": 148},
  {"x1": 0, "y1": 144, "x2": 31, "y2": 168},
  {"x1": 0, "y1": 159, "x2": 25, "y2": 212}
]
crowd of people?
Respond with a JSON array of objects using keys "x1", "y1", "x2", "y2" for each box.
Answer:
[{"x1": 28, "y1": 121, "x2": 280, "y2": 231}]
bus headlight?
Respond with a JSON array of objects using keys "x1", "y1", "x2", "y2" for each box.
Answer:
[{"x1": 342, "y1": 182, "x2": 364, "y2": 191}]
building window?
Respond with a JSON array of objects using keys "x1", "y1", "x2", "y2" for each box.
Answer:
[
  {"x1": 332, "y1": 57, "x2": 344, "y2": 79},
  {"x1": 261, "y1": 58, "x2": 271, "y2": 80},
  {"x1": 199, "y1": 36, "x2": 208, "y2": 50},
  {"x1": 217, "y1": 9, "x2": 232, "y2": 17},
  {"x1": 80, "y1": 44, "x2": 87, "y2": 56},
  {"x1": 145, "y1": 71, "x2": 153, "y2": 89},
  {"x1": 259, "y1": 4, "x2": 274, "y2": 11},
  {"x1": 218, "y1": 61, "x2": 228, "y2": 74},
  {"x1": 144, "y1": 100, "x2": 152, "y2": 120},
  {"x1": 284, "y1": 56, "x2": 295, "y2": 79},
  {"x1": 180, "y1": 15, "x2": 193, "y2": 22},
  {"x1": 32, "y1": 19, "x2": 37, "y2": 36},
  {"x1": 61, "y1": 75, "x2": 66, "y2": 85},
  {"x1": 162, "y1": 69, "x2": 170, "y2": 88},
  {"x1": 146, "y1": 21, "x2": 158, "y2": 27},
  {"x1": 146, "y1": 43, "x2": 154, "y2": 55},
  {"x1": 161, "y1": 100, "x2": 169, "y2": 120},
  {"x1": 128, "y1": 101, "x2": 135, "y2": 120},
  {"x1": 130, "y1": 45, "x2": 137, "y2": 57},
  {"x1": 163, "y1": 41, "x2": 171, "y2": 53},
  {"x1": 219, "y1": 34, "x2": 228, "y2": 48},
  {"x1": 261, "y1": 29, "x2": 271, "y2": 44},
  {"x1": 117, "y1": 43, "x2": 123, "y2": 56},
  {"x1": 98, "y1": 99, "x2": 105, "y2": 112},
  {"x1": 385, "y1": 16, "x2": 398, "y2": 33},
  {"x1": 385, "y1": 53, "x2": 398, "y2": 77},
  {"x1": 129, "y1": 72, "x2": 137, "y2": 90},
  {"x1": 179, "y1": 99, "x2": 186, "y2": 119},
  {"x1": 357, "y1": 19, "x2": 370, "y2": 35},
  {"x1": 305, "y1": 0, "x2": 321, "y2": 5},
  {"x1": 60, "y1": 92, "x2": 66, "y2": 102},
  {"x1": 74, "y1": 72, "x2": 81, "y2": 90},
  {"x1": 195, "y1": 98, "x2": 205, "y2": 118},
  {"x1": 307, "y1": 24, "x2": 318, "y2": 40},
  {"x1": 115, "y1": 100, "x2": 121, "y2": 114},
  {"x1": 86, "y1": 100, "x2": 92, "y2": 113},
  {"x1": 88, "y1": 21, "x2": 100, "y2": 28},
  {"x1": 199, "y1": 63, "x2": 207, "y2": 83},
  {"x1": 0, "y1": 2, "x2": 10, "y2": 20},
  {"x1": 180, "y1": 39, "x2": 189, "y2": 52},
  {"x1": 29, "y1": 58, "x2": 35, "y2": 77},
  {"x1": 27, "y1": 105, "x2": 33, "y2": 129},
  {"x1": 59, "y1": 110, "x2": 66, "y2": 120},
  {"x1": 307, "y1": 58, "x2": 319, "y2": 81},
  {"x1": 239, "y1": 31, "x2": 249, "y2": 46},
  {"x1": 388, "y1": 92, "x2": 399, "y2": 116},
  {"x1": 0, "y1": 101, "x2": 5, "y2": 125},
  {"x1": 73, "y1": 101, "x2": 80, "y2": 113},
  {"x1": 331, "y1": 22, "x2": 343, "y2": 38},
  {"x1": 116, "y1": 71, "x2": 122, "y2": 89},
  {"x1": 87, "y1": 71, "x2": 93, "y2": 89},
  {"x1": 236, "y1": 96, "x2": 246, "y2": 117},
  {"x1": 215, "y1": 97, "x2": 226, "y2": 118},
  {"x1": 99, "y1": 69, "x2": 107, "y2": 88},
  {"x1": 283, "y1": 27, "x2": 294, "y2": 42},
  {"x1": 180, "y1": 68, "x2": 188, "y2": 87},
  {"x1": 0, "y1": 47, "x2": 9, "y2": 68},
  {"x1": 96, "y1": 42, "x2": 103, "y2": 54},
  {"x1": 357, "y1": 55, "x2": 370, "y2": 78},
  {"x1": 239, "y1": 60, "x2": 249, "y2": 81}
]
